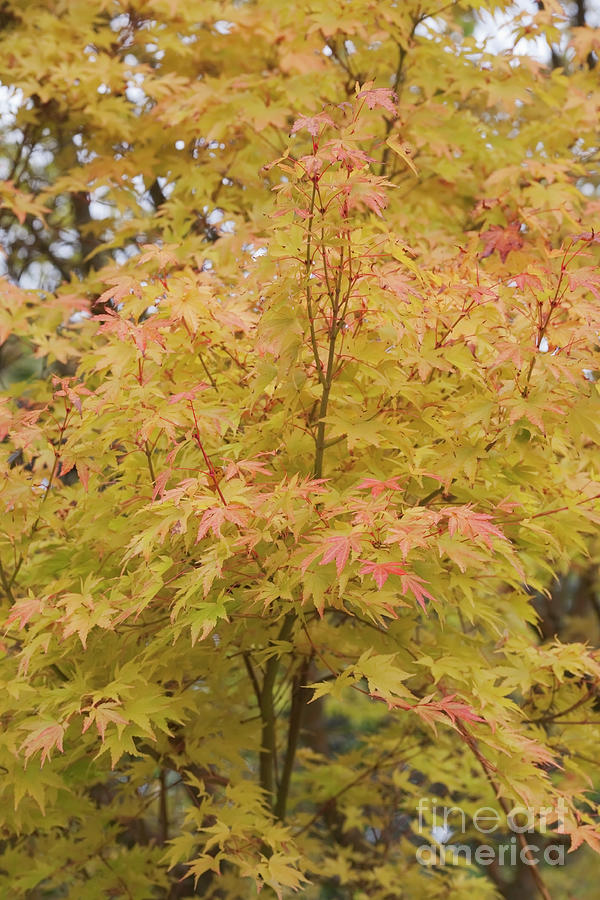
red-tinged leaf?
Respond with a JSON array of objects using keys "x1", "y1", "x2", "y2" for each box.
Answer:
[
  {"x1": 301, "y1": 533, "x2": 362, "y2": 576},
  {"x1": 357, "y1": 476, "x2": 403, "y2": 497},
  {"x1": 290, "y1": 112, "x2": 335, "y2": 137},
  {"x1": 443, "y1": 505, "x2": 507, "y2": 549},
  {"x1": 168, "y1": 383, "x2": 210, "y2": 403},
  {"x1": 292, "y1": 478, "x2": 328, "y2": 501},
  {"x1": 96, "y1": 274, "x2": 143, "y2": 306},
  {"x1": 385, "y1": 509, "x2": 440, "y2": 557},
  {"x1": 82, "y1": 704, "x2": 130, "y2": 742},
  {"x1": 196, "y1": 505, "x2": 247, "y2": 541},
  {"x1": 360, "y1": 557, "x2": 437, "y2": 609},
  {"x1": 52, "y1": 378, "x2": 93, "y2": 414},
  {"x1": 572, "y1": 230, "x2": 600, "y2": 243},
  {"x1": 353, "y1": 179, "x2": 388, "y2": 217},
  {"x1": 470, "y1": 285, "x2": 498, "y2": 304},
  {"x1": 568, "y1": 266, "x2": 600, "y2": 300},
  {"x1": 377, "y1": 267, "x2": 419, "y2": 302},
  {"x1": 0, "y1": 180, "x2": 50, "y2": 225},
  {"x1": 197, "y1": 507, "x2": 228, "y2": 541},
  {"x1": 385, "y1": 695, "x2": 483, "y2": 731},
  {"x1": 496, "y1": 497, "x2": 522, "y2": 513},
  {"x1": 223, "y1": 458, "x2": 273, "y2": 480},
  {"x1": 5, "y1": 595, "x2": 43, "y2": 630},
  {"x1": 433, "y1": 695, "x2": 486, "y2": 725},
  {"x1": 300, "y1": 155, "x2": 323, "y2": 178},
  {"x1": 136, "y1": 242, "x2": 179, "y2": 269},
  {"x1": 212, "y1": 306, "x2": 256, "y2": 335},
  {"x1": 359, "y1": 560, "x2": 408, "y2": 589},
  {"x1": 416, "y1": 471, "x2": 446, "y2": 485},
  {"x1": 567, "y1": 823, "x2": 600, "y2": 855},
  {"x1": 159, "y1": 477, "x2": 198, "y2": 503},
  {"x1": 76, "y1": 461, "x2": 89, "y2": 491},
  {"x1": 516, "y1": 733, "x2": 563, "y2": 770},
  {"x1": 370, "y1": 692, "x2": 412, "y2": 711},
  {"x1": 357, "y1": 85, "x2": 397, "y2": 115},
  {"x1": 479, "y1": 224, "x2": 524, "y2": 262},
  {"x1": 399, "y1": 571, "x2": 437, "y2": 613},
  {"x1": 513, "y1": 272, "x2": 543, "y2": 291},
  {"x1": 409, "y1": 702, "x2": 443, "y2": 734},
  {"x1": 59, "y1": 458, "x2": 76, "y2": 479},
  {"x1": 488, "y1": 341, "x2": 525, "y2": 372},
  {"x1": 320, "y1": 534, "x2": 362, "y2": 575},
  {"x1": 324, "y1": 141, "x2": 375, "y2": 170},
  {"x1": 152, "y1": 468, "x2": 172, "y2": 501},
  {"x1": 22, "y1": 722, "x2": 64, "y2": 766}
]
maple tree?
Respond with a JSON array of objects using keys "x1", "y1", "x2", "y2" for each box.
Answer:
[{"x1": 1, "y1": 1, "x2": 600, "y2": 898}]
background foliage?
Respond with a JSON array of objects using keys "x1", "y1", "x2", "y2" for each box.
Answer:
[{"x1": 1, "y1": 1, "x2": 600, "y2": 898}]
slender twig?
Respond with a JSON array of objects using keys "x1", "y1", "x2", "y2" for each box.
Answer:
[
  {"x1": 198, "y1": 351, "x2": 217, "y2": 389},
  {"x1": 143, "y1": 440, "x2": 156, "y2": 482},
  {"x1": 304, "y1": 179, "x2": 325, "y2": 387},
  {"x1": 188, "y1": 400, "x2": 226, "y2": 504},
  {"x1": 521, "y1": 245, "x2": 573, "y2": 397},
  {"x1": 525, "y1": 688, "x2": 595, "y2": 725},
  {"x1": 293, "y1": 743, "x2": 422, "y2": 838}
]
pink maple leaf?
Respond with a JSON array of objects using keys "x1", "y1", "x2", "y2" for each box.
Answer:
[
  {"x1": 434, "y1": 695, "x2": 486, "y2": 725},
  {"x1": 196, "y1": 505, "x2": 247, "y2": 541},
  {"x1": 513, "y1": 272, "x2": 543, "y2": 291},
  {"x1": 168, "y1": 383, "x2": 210, "y2": 403},
  {"x1": 443, "y1": 505, "x2": 507, "y2": 549},
  {"x1": 359, "y1": 560, "x2": 408, "y2": 589},
  {"x1": 319, "y1": 534, "x2": 362, "y2": 574},
  {"x1": 301, "y1": 533, "x2": 362, "y2": 576},
  {"x1": 22, "y1": 723, "x2": 65, "y2": 766},
  {"x1": 5, "y1": 595, "x2": 44, "y2": 630},
  {"x1": 357, "y1": 477, "x2": 403, "y2": 497},
  {"x1": 360, "y1": 560, "x2": 437, "y2": 612},
  {"x1": 325, "y1": 141, "x2": 375, "y2": 170},
  {"x1": 400, "y1": 571, "x2": 437, "y2": 613},
  {"x1": 291, "y1": 112, "x2": 335, "y2": 138},
  {"x1": 357, "y1": 86, "x2": 397, "y2": 115}
]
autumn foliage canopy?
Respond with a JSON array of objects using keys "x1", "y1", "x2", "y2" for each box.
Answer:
[{"x1": 1, "y1": 1, "x2": 600, "y2": 898}]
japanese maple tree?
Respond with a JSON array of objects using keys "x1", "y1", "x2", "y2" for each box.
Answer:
[{"x1": 1, "y1": 2, "x2": 600, "y2": 899}]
